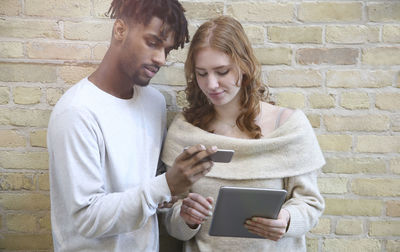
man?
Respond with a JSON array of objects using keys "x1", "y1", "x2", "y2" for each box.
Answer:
[{"x1": 47, "y1": 0, "x2": 216, "y2": 251}]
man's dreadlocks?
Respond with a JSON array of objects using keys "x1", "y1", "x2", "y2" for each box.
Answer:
[{"x1": 107, "y1": 0, "x2": 189, "y2": 50}]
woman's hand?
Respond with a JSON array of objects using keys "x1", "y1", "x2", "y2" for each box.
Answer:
[
  {"x1": 244, "y1": 209, "x2": 290, "y2": 241},
  {"x1": 180, "y1": 193, "x2": 213, "y2": 229}
]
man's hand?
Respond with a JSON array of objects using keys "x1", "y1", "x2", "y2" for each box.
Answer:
[
  {"x1": 165, "y1": 144, "x2": 217, "y2": 196},
  {"x1": 244, "y1": 209, "x2": 291, "y2": 241},
  {"x1": 180, "y1": 193, "x2": 213, "y2": 229}
]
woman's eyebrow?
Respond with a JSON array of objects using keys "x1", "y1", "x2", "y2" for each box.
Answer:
[{"x1": 195, "y1": 65, "x2": 231, "y2": 71}]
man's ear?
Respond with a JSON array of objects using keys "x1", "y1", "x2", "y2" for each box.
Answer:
[{"x1": 113, "y1": 19, "x2": 127, "y2": 41}]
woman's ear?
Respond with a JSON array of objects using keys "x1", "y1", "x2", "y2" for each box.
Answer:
[{"x1": 113, "y1": 19, "x2": 127, "y2": 41}]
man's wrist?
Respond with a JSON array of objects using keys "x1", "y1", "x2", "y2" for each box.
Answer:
[{"x1": 165, "y1": 171, "x2": 176, "y2": 196}]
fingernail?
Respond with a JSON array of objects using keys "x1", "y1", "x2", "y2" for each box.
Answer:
[
  {"x1": 208, "y1": 211, "x2": 213, "y2": 216},
  {"x1": 246, "y1": 220, "x2": 251, "y2": 225},
  {"x1": 200, "y1": 144, "x2": 206, "y2": 150},
  {"x1": 208, "y1": 204, "x2": 212, "y2": 210},
  {"x1": 211, "y1": 146, "x2": 217, "y2": 151}
]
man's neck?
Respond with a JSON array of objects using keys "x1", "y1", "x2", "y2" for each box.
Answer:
[{"x1": 88, "y1": 50, "x2": 134, "y2": 99}]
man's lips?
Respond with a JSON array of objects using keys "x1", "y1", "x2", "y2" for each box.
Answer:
[{"x1": 143, "y1": 65, "x2": 159, "y2": 78}]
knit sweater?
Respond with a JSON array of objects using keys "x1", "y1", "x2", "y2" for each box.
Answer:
[
  {"x1": 47, "y1": 78, "x2": 172, "y2": 252},
  {"x1": 161, "y1": 111, "x2": 325, "y2": 252}
]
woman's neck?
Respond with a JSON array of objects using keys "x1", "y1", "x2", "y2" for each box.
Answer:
[
  {"x1": 213, "y1": 101, "x2": 241, "y2": 127},
  {"x1": 211, "y1": 102, "x2": 251, "y2": 138}
]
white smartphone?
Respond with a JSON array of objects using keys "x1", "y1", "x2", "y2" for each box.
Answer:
[{"x1": 184, "y1": 147, "x2": 235, "y2": 163}]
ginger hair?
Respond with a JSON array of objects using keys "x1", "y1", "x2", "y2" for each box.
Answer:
[{"x1": 183, "y1": 16, "x2": 269, "y2": 139}]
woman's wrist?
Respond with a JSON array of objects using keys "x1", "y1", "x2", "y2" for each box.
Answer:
[{"x1": 282, "y1": 209, "x2": 291, "y2": 232}]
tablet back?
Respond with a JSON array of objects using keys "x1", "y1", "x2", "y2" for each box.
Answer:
[{"x1": 208, "y1": 186, "x2": 287, "y2": 239}]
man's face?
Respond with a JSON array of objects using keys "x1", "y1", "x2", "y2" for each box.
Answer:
[{"x1": 119, "y1": 17, "x2": 175, "y2": 87}]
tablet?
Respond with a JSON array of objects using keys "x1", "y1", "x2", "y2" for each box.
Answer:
[{"x1": 208, "y1": 186, "x2": 287, "y2": 239}]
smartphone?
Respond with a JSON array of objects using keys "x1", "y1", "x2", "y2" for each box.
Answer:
[
  {"x1": 184, "y1": 147, "x2": 235, "y2": 163},
  {"x1": 209, "y1": 149, "x2": 235, "y2": 163}
]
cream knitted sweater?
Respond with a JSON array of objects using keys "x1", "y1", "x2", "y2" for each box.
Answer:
[{"x1": 162, "y1": 110, "x2": 325, "y2": 252}]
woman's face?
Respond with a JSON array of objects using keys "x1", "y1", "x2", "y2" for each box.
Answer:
[{"x1": 194, "y1": 47, "x2": 242, "y2": 107}]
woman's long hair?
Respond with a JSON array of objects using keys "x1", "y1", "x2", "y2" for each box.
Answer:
[{"x1": 183, "y1": 16, "x2": 269, "y2": 139}]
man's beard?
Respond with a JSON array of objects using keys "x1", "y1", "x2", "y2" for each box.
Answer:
[
  {"x1": 132, "y1": 73, "x2": 151, "y2": 87},
  {"x1": 128, "y1": 65, "x2": 154, "y2": 87}
]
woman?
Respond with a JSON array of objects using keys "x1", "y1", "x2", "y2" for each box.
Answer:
[{"x1": 161, "y1": 16, "x2": 325, "y2": 251}]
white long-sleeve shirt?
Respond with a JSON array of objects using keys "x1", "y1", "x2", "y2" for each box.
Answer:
[{"x1": 47, "y1": 78, "x2": 171, "y2": 251}]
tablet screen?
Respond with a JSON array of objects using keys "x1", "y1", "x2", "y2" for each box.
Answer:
[{"x1": 209, "y1": 186, "x2": 287, "y2": 239}]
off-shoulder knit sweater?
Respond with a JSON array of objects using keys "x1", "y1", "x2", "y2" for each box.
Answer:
[{"x1": 161, "y1": 110, "x2": 325, "y2": 252}]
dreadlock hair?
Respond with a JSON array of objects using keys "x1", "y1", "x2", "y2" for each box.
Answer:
[
  {"x1": 107, "y1": 0, "x2": 189, "y2": 50},
  {"x1": 183, "y1": 16, "x2": 270, "y2": 139}
]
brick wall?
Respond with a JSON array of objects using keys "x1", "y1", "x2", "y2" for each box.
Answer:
[{"x1": 0, "y1": 0, "x2": 399, "y2": 251}]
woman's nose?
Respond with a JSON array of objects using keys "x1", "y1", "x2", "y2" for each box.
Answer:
[{"x1": 207, "y1": 74, "x2": 219, "y2": 90}]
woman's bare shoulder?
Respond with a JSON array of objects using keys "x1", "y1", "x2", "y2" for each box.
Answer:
[
  {"x1": 278, "y1": 107, "x2": 295, "y2": 126},
  {"x1": 261, "y1": 102, "x2": 295, "y2": 128}
]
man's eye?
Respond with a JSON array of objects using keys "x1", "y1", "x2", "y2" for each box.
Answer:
[{"x1": 148, "y1": 41, "x2": 157, "y2": 47}]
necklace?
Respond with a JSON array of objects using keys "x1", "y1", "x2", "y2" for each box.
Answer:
[{"x1": 214, "y1": 112, "x2": 237, "y2": 129}]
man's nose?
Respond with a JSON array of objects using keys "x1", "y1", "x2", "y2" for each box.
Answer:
[{"x1": 152, "y1": 48, "x2": 166, "y2": 66}]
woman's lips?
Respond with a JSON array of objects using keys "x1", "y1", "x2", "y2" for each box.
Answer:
[{"x1": 208, "y1": 91, "x2": 224, "y2": 98}]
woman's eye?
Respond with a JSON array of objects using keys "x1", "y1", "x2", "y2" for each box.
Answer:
[
  {"x1": 218, "y1": 70, "x2": 229, "y2": 76},
  {"x1": 196, "y1": 72, "x2": 207, "y2": 77}
]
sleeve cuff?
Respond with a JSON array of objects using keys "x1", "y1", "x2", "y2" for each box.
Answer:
[
  {"x1": 146, "y1": 173, "x2": 172, "y2": 208},
  {"x1": 165, "y1": 201, "x2": 201, "y2": 241},
  {"x1": 175, "y1": 211, "x2": 201, "y2": 239},
  {"x1": 283, "y1": 205, "x2": 305, "y2": 237}
]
